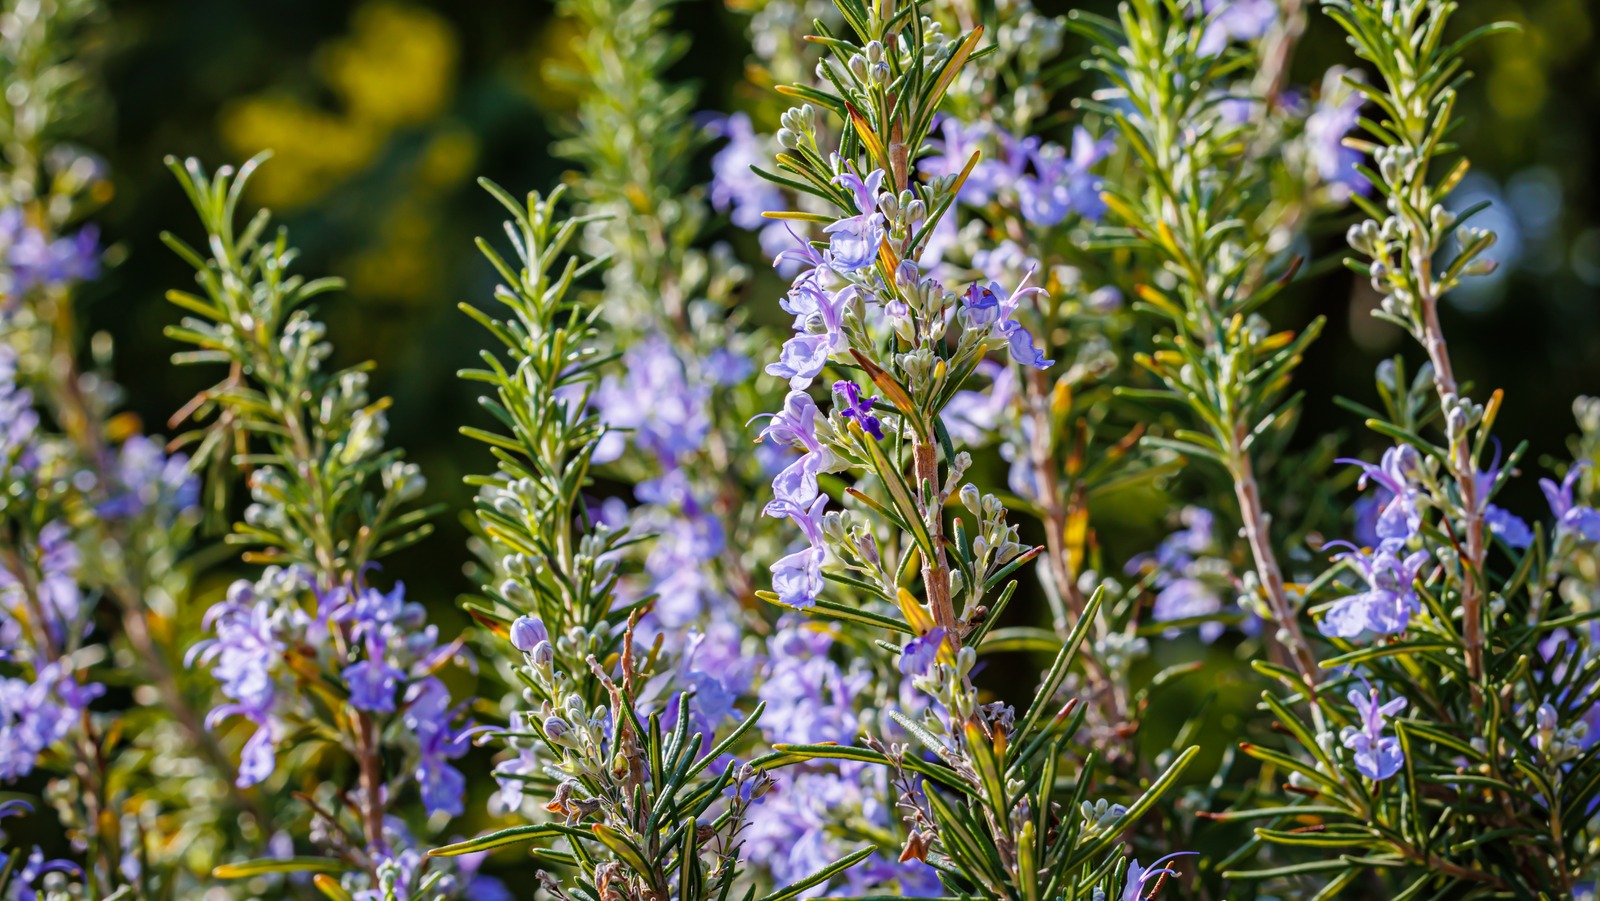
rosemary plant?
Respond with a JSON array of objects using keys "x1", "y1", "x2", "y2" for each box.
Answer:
[
  {"x1": 742, "y1": 1, "x2": 1200, "y2": 897},
  {"x1": 162, "y1": 155, "x2": 498, "y2": 901}
]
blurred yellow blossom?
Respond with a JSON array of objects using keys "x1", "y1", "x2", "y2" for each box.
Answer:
[{"x1": 219, "y1": 1, "x2": 458, "y2": 209}]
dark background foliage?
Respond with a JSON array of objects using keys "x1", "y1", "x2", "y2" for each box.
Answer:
[{"x1": 84, "y1": 0, "x2": 1600, "y2": 682}]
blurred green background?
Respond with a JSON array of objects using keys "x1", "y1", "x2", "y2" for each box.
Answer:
[{"x1": 80, "y1": 0, "x2": 1600, "y2": 632}]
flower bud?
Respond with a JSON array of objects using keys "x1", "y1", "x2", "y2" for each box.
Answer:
[{"x1": 510, "y1": 614, "x2": 549, "y2": 652}]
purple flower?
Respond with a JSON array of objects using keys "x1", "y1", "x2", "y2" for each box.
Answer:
[
  {"x1": 6, "y1": 217, "x2": 100, "y2": 292},
  {"x1": 0, "y1": 521, "x2": 82, "y2": 649},
  {"x1": 755, "y1": 389, "x2": 834, "y2": 506},
  {"x1": 1017, "y1": 127, "x2": 1114, "y2": 225},
  {"x1": 99, "y1": 435, "x2": 200, "y2": 521},
  {"x1": 961, "y1": 274, "x2": 1054, "y2": 369},
  {"x1": 0, "y1": 347, "x2": 39, "y2": 470},
  {"x1": 1306, "y1": 71, "x2": 1370, "y2": 198},
  {"x1": 832, "y1": 380, "x2": 884, "y2": 440},
  {"x1": 236, "y1": 716, "x2": 281, "y2": 787},
  {"x1": 943, "y1": 360, "x2": 1019, "y2": 447},
  {"x1": 1319, "y1": 544, "x2": 1430, "y2": 639},
  {"x1": 1198, "y1": 0, "x2": 1278, "y2": 56},
  {"x1": 9, "y1": 844, "x2": 83, "y2": 901},
  {"x1": 898, "y1": 627, "x2": 946, "y2": 677},
  {"x1": 404, "y1": 677, "x2": 476, "y2": 818},
  {"x1": 1341, "y1": 685, "x2": 1406, "y2": 780},
  {"x1": 189, "y1": 579, "x2": 288, "y2": 786},
  {"x1": 1541, "y1": 465, "x2": 1600, "y2": 542},
  {"x1": 709, "y1": 113, "x2": 784, "y2": 230},
  {"x1": 1122, "y1": 851, "x2": 1198, "y2": 901},
  {"x1": 1341, "y1": 446, "x2": 1424, "y2": 547},
  {"x1": 0, "y1": 663, "x2": 87, "y2": 781},
  {"x1": 769, "y1": 498, "x2": 829, "y2": 611},
  {"x1": 344, "y1": 635, "x2": 407, "y2": 714},
  {"x1": 921, "y1": 117, "x2": 1033, "y2": 207},
  {"x1": 1486, "y1": 504, "x2": 1534, "y2": 549},
  {"x1": 492, "y1": 743, "x2": 542, "y2": 812},
  {"x1": 766, "y1": 284, "x2": 854, "y2": 388},
  {"x1": 631, "y1": 471, "x2": 731, "y2": 628},
  {"x1": 591, "y1": 335, "x2": 711, "y2": 467},
  {"x1": 1151, "y1": 578, "x2": 1225, "y2": 643},
  {"x1": 825, "y1": 168, "x2": 885, "y2": 271},
  {"x1": 756, "y1": 389, "x2": 827, "y2": 455},
  {"x1": 757, "y1": 620, "x2": 867, "y2": 747}
]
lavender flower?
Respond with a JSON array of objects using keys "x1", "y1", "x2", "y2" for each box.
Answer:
[
  {"x1": 1122, "y1": 851, "x2": 1198, "y2": 900},
  {"x1": 0, "y1": 522, "x2": 82, "y2": 648},
  {"x1": 1540, "y1": 465, "x2": 1600, "y2": 542},
  {"x1": 1017, "y1": 127, "x2": 1114, "y2": 225},
  {"x1": 757, "y1": 389, "x2": 833, "y2": 507},
  {"x1": 344, "y1": 635, "x2": 407, "y2": 714},
  {"x1": 1198, "y1": 0, "x2": 1277, "y2": 57},
  {"x1": 832, "y1": 379, "x2": 884, "y2": 440},
  {"x1": 1341, "y1": 686, "x2": 1407, "y2": 781},
  {"x1": 8, "y1": 844, "x2": 83, "y2": 901},
  {"x1": 0, "y1": 347, "x2": 39, "y2": 470},
  {"x1": 404, "y1": 677, "x2": 477, "y2": 818},
  {"x1": 825, "y1": 167, "x2": 885, "y2": 271},
  {"x1": 98, "y1": 435, "x2": 200, "y2": 522},
  {"x1": 1125, "y1": 508, "x2": 1233, "y2": 642},
  {"x1": 959, "y1": 275, "x2": 1054, "y2": 369},
  {"x1": 1486, "y1": 504, "x2": 1534, "y2": 549},
  {"x1": 0, "y1": 663, "x2": 87, "y2": 781},
  {"x1": 0, "y1": 208, "x2": 100, "y2": 295},
  {"x1": 757, "y1": 618, "x2": 867, "y2": 746},
  {"x1": 898, "y1": 627, "x2": 947, "y2": 677},
  {"x1": 1319, "y1": 544, "x2": 1430, "y2": 639},
  {"x1": 1341, "y1": 446, "x2": 1425, "y2": 547},
  {"x1": 1306, "y1": 68, "x2": 1370, "y2": 199},
  {"x1": 766, "y1": 283, "x2": 854, "y2": 388},
  {"x1": 190, "y1": 578, "x2": 289, "y2": 787},
  {"x1": 767, "y1": 497, "x2": 828, "y2": 610},
  {"x1": 709, "y1": 112, "x2": 784, "y2": 230},
  {"x1": 591, "y1": 335, "x2": 712, "y2": 467}
]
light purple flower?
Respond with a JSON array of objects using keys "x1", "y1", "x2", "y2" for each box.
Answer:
[
  {"x1": 1486, "y1": 504, "x2": 1533, "y2": 549},
  {"x1": 766, "y1": 284, "x2": 854, "y2": 388},
  {"x1": 1198, "y1": 0, "x2": 1278, "y2": 56},
  {"x1": 1122, "y1": 851, "x2": 1197, "y2": 901},
  {"x1": 1306, "y1": 71, "x2": 1370, "y2": 198},
  {"x1": 6, "y1": 217, "x2": 100, "y2": 292},
  {"x1": 404, "y1": 677, "x2": 477, "y2": 818},
  {"x1": 1151, "y1": 578, "x2": 1225, "y2": 643},
  {"x1": 1340, "y1": 686, "x2": 1406, "y2": 780},
  {"x1": 1017, "y1": 127, "x2": 1114, "y2": 225},
  {"x1": 344, "y1": 635, "x2": 407, "y2": 714},
  {"x1": 960, "y1": 274, "x2": 1054, "y2": 369},
  {"x1": 709, "y1": 113, "x2": 784, "y2": 230},
  {"x1": 825, "y1": 168, "x2": 885, "y2": 271},
  {"x1": 99, "y1": 435, "x2": 200, "y2": 521},
  {"x1": 757, "y1": 619, "x2": 867, "y2": 746},
  {"x1": 10, "y1": 844, "x2": 83, "y2": 901},
  {"x1": 1341, "y1": 446, "x2": 1425, "y2": 547},
  {"x1": 1319, "y1": 544, "x2": 1430, "y2": 639},
  {"x1": 1541, "y1": 465, "x2": 1600, "y2": 542},
  {"x1": 0, "y1": 347, "x2": 39, "y2": 470},
  {"x1": 898, "y1": 627, "x2": 946, "y2": 677},
  {"x1": 769, "y1": 497, "x2": 829, "y2": 611},
  {"x1": 0, "y1": 663, "x2": 88, "y2": 781},
  {"x1": 591, "y1": 335, "x2": 711, "y2": 467}
]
